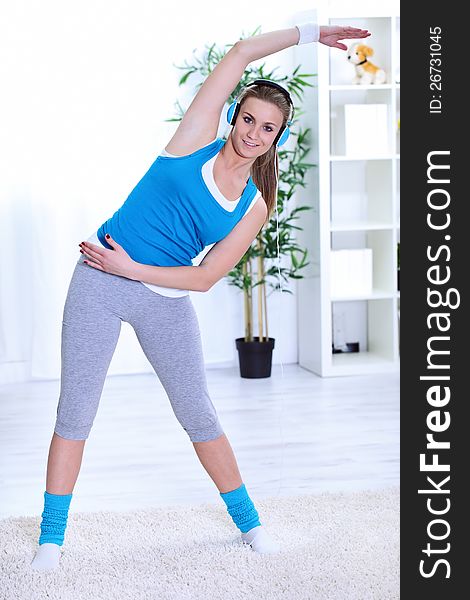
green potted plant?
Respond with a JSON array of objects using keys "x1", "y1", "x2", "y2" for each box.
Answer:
[{"x1": 167, "y1": 27, "x2": 316, "y2": 378}]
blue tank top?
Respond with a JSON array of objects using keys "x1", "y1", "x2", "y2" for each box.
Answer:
[{"x1": 96, "y1": 137, "x2": 260, "y2": 266}]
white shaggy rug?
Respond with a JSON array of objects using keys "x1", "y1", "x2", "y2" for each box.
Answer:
[{"x1": 0, "y1": 487, "x2": 399, "y2": 600}]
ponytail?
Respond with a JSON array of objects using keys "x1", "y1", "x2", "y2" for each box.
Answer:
[{"x1": 250, "y1": 145, "x2": 279, "y2": 224}]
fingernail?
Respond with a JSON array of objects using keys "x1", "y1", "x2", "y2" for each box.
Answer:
[{"x1": 105, "y1": 234, "x2": 110, "y2": 239}]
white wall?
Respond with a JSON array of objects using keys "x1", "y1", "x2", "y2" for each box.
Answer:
[{"x1": 0, "y1": 0, "x2": 320, "y2": 383}]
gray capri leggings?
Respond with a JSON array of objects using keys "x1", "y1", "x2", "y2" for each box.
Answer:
[{"x1": 54, "y1": 253, "x2": 225, "y2": 443}]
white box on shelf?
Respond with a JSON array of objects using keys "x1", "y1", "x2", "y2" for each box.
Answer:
[
  {"x1": 330, "y1": 248, "x2": 373, "y2": 297},
  {"x1": 344, "y1": 104, "x2": 389, "y2": 155}
]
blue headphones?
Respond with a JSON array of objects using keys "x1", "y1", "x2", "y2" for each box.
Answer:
[{"x1": 226, "y1": 79, "x2": 294, "y2": 147}]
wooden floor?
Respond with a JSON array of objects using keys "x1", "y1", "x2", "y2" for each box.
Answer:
[{"x1": 0, "y1": 364, "x2": 399, "y2": 519}]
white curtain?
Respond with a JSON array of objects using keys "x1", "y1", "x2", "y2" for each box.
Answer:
[{"x1": 0, "y1": 0, "x2": 303, "y2": 384}]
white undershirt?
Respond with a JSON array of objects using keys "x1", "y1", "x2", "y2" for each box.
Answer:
[{"x1": 86, "y1": 139, "x2": 261, "y2": 297}]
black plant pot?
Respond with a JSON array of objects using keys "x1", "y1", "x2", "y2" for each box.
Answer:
[{"x1": 235, "y1": 336, "x2": 275, "y2": 378}]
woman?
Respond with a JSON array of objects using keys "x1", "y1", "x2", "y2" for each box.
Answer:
[{"x1": 31, "y1": 21, "x2": 370, "y2": 571}]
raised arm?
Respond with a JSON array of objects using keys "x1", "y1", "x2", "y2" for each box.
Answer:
[
  {"x1": 237, "y1": 24, "x2": 370, "y2": 61},
  {"x1": 165, "y1": 23, "x2": 370, "y2": 155},
  {"x1": 164, "y1": 27, "x2": 301, "y2": 155}
]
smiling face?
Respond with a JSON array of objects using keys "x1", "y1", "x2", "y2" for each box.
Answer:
[{"x1": 232, "y1": 96, "x2": 285, "y2": 156}]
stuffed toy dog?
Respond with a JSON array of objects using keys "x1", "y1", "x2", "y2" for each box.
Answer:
[{"x1": 347, "y1": 43, "x2": 386, "y2": 84}]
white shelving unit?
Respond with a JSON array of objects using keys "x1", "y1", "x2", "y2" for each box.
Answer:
[{"x1": 293, "y1": 2, "x2": 400, "y2": 376}]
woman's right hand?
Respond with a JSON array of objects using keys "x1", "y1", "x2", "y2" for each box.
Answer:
[{"x1": 319, "y1": 26, "x2": 371, "y2": 51}]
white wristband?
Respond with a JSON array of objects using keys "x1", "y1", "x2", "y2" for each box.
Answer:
[{"x1": 295, "y1": 22, "x2": 320, "y2": 45}]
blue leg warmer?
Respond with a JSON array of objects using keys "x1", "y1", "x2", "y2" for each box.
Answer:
[
  {"x1": 220, "y1": 483, "x2": 261, "y2": 533},
  {"x1": 38, "y1": 491, "x2": 73, "y2": 546}
]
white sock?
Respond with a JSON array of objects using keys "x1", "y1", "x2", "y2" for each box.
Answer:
[
  {"x1": 31, "y1": 543, "x2": 61, "y2": 571},
  {"x1": 241, "y1": 525, "x2": 280, "y2": 554}
]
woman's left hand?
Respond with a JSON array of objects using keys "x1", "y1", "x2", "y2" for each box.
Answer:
[
  {"x1": 79, "y1": 235, "x2": 137, "y2": 279},
  {"x1": 319, "y1": 26, "x2": 371, "y2": 51}
]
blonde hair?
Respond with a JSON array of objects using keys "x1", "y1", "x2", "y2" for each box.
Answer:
[{"x1": 227, "y1": 83, "x2": 292, "y2": 225}]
